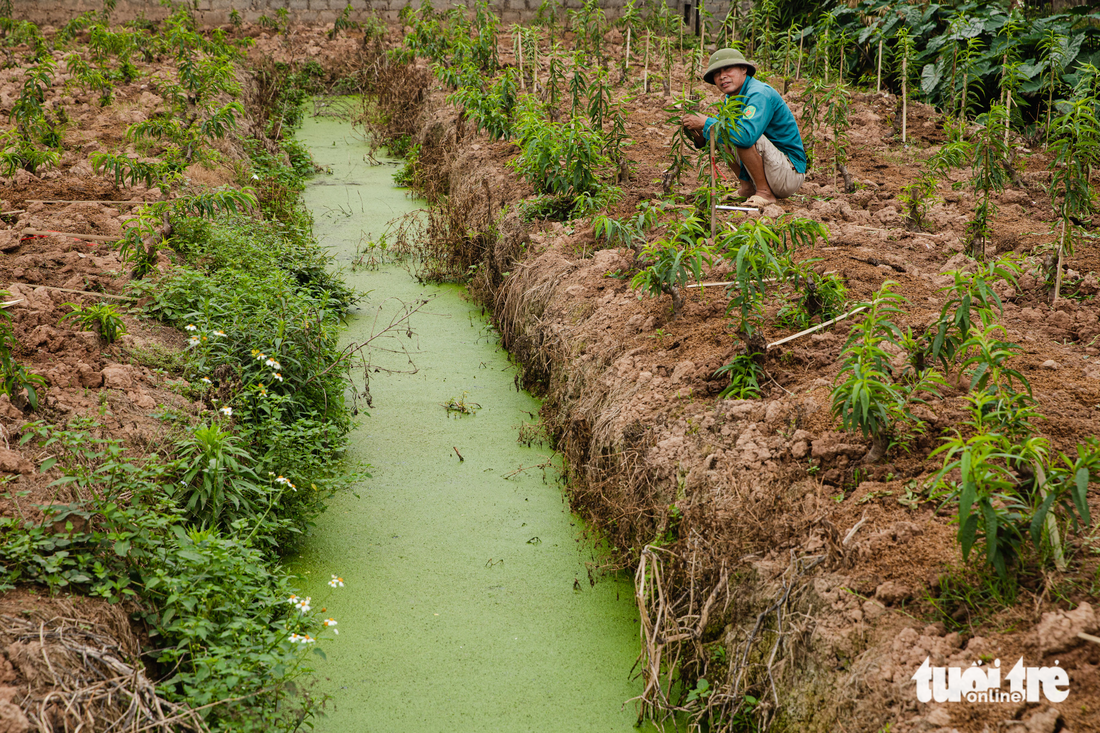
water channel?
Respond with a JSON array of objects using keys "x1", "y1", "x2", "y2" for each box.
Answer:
[{"x1": 289, "y1": 114, "x2": 649, "y2": 731}]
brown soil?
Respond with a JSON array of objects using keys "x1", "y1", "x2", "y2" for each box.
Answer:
[
  {"x1": 0, "y1": 22, "x2": 293, "y2": 731},
  {"x1": 0, "y1": 15, "x2": 1095, "y2": 732},
  {"x1": 384, "y1": 25, "x2": 1100, "y2": 733}
]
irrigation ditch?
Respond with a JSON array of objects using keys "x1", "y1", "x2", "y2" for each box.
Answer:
[{"x1": 0, "y1": 2, "x2": 1096, "y2": 733}]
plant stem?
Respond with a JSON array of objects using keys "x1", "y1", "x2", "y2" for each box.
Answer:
[{"x1": 643, "y1": 32, "x2": 650, "y2": 94}]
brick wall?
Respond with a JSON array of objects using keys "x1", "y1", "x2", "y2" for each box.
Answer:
[{"x1": 14, "y1": 0, "x2": 737, "y2": 33}]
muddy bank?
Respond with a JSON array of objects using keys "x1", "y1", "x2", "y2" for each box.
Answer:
[{"x1": 381, "y1": 37, "x2": 1100, "y2": 733}]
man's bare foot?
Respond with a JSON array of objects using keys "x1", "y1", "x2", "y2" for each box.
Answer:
[
  {"x1": 736, "y1": 183, "x2": 755, "y2": 198},
  {"x1": 745, "y1": 193, "x2": 778, "y2": 207}
]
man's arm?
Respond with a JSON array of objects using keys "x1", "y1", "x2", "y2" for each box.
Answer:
[{"x1": 700, "y1": 95, "x2": 772, "y2": 149}]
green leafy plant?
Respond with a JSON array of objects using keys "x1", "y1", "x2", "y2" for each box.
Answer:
[
  {"x1": 778, "y1": 269, "x2": 847, "y2": 330},
  {"x1": 714, "y1": 351, "x2": 764, "y2": 399},
  {"x1": 963, "y1": 104, "x2": 1012, "y2": 259},
  {"x1": 1048, "y1": 74, "x2": 1100, "y2": 300},
  {"x1": 0, "y1": 317, "x2": 44, "y2": 411},
  {"x1": 173, "y1": 422, "x2": 266, "y2": 529},
  {"x1": 630, "y1": 213, "x2": 710, "y2": 318},
  {"x1": 510, "y1": 96, "x2": 614, "y2": 209},
  {"x1": 832, "y1": 282, "x2": 944, "y2": 463},
  {"x1": 61, "y1": 302, "x2": 127, "y2": 343},
  {"x1": 923, "y1": 256, "x2": 1021, "y2": 377}
]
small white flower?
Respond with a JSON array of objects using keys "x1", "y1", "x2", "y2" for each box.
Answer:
[
  {"x1": 214, "y1": 330, "x2": 226, "y2": 337},
  {"x1": 251, "y1": 173, "x2": 259, "y2": 180},
  {"x1": 255, "y1": 352, "x2": 267, "y2": 361},
  {"x1": 188, "y1": 336, "x2": 200, "y2": 346},
  {"x1": 328, "y1": 575, "x2": 344, "y2": 588},
  {"x1": 185, "y1": 324, "x2": 197, "y2": 332},
  {"x1": 275, "y1": 476, "x2": 291, "y2": 485},
  {"x1": 294, "y1": 596, "x2": 312, "y2": 614},
  {"x1": 323, "y1": 618, "x2": 337, "y2": 628},
  {"x1": 272, "y1": 372, "x2": 284, "y2": 382},
  {"x1": 220, "y1": 406, "x2": 233, "y2": 417},
  {"x1": 200, "y1": 377, "x2": 212, "y2": 385}
]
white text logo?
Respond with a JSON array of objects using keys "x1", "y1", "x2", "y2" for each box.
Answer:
[{"x1": 911, "y1": 658, "x2": 1069, "y2": 703}]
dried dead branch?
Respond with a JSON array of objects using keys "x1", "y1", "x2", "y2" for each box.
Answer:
[{"x1": 2, "y1": 613, "x2": 207, "y2": 733}]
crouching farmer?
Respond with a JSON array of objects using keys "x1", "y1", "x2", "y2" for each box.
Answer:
[{"x1": 682, "y1": 49, "x2": 807, "y2": 206}]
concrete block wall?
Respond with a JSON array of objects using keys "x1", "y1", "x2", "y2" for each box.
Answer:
[{"x1": 13, "y1": 0, "x2": 736, "y2": 33}]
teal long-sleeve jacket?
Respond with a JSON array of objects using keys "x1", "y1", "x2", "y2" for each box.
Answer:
[{"x1": 698, "y1": 75, "x2": 808, "y2": 182}]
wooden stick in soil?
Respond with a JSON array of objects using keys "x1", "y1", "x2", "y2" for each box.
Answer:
[
  {"x1": 23, "y1": 228, "x2": 118, "y2": 242},
  {"x1": 643, "y1": 33, "x2": 650, "y2": 94},
  {"x1": 1034, "y1": 462, "x2": 1067, "y2": 571},
  {"x1": 709, "y1": 126, "x2": 717, "y2": 240},
  {"x1": 26, "y1": 199, "x2": 146, "y2": 205},
  {"x1": 901, "y1": 52, "x2": 908, "y2": 144},
  {"x1": 796, "y1": 30, "x2": 804, "y2": 80},
  {"x1": 783, "y1": 27, "x2": 791, "y2": 79},
  {"x1": 876, "y1": 38, "x2": 882, "y2": 93},
  {"x1": 1054, "y1": 218, "x2": 1067, "y2": 303},
  {"x1": 518, "y1": 30, "x2": 525, "y2": 90},
  {"x1": 766, "y1": 304, "x2": 868, "y2": 350},
  {"x1": 7, "y1": 283, "x2": 132, "y2": 300},
  {"x1": 624, "y1": 26, "x2": 631, "y2": 77}
]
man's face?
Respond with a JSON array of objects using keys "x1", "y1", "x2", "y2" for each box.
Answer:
[{"x1": 714, "y1": 64, "x2": 748, "y2": 95}]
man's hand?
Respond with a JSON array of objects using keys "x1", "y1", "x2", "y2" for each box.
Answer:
[
  {"x1": 682, "y1": 112, "x2": 708, "y2": 146},
  {"x1": 682, "y1": 113, "x2": 708, "y2": 133}
]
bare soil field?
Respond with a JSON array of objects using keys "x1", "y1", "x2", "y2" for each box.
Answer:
[
  {"x1": 0, "y1": 13, "x2": 1097, "y2": 732},
  {"x1": 375, "y1": 21, "x2": 1100, "y2": 733}
]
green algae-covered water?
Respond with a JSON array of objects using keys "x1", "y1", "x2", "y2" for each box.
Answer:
[{"x1": 290, "y1": 114, "x2": 647, "y2": 731}]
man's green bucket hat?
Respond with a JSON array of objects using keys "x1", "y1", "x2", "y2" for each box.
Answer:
[{"x1": 703, "y1": 48, "x2": 757, "y2": 85}]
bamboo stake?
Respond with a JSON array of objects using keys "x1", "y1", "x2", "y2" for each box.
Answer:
[
  {"x1": 766, "y1": 305, "x2": 868, "y2": 350},
  {"x1": 644, "y1": 32, "x2": 650, "y2": 94},
  {"x1": 532, "y1": 32, "x2": 539, "y2": 90},
  {"x1": 1004, "y1": 88, "x2": 1012, "y2": 146},
  {"x1": 876, "y1": 38, "x2": 882, "y2": 93},
  {"x1": 625, "y1": 26, "x2": 631, "y2": 76},
  {"x1": 518, "y1": 29, "x2": 525, "y2": 90},
  {"x1": 901, "y1": 52, "x2": 908, "y2": 144},
  {"x1": 1035, "y1": 462, "x2": 1067, "y2": 571},
  {"x1": 1054, "y1": 218, "x2": 1067, "y2": 303},
  {"x1": 784, "y1": 27, "x2": 791, "y2": 79},
  {"x1": 709, "y1": 131, "x2": 717, "y2": 240},
  {"x1": 796, "y1": 30, "x2": 804, "y2": 80}
]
